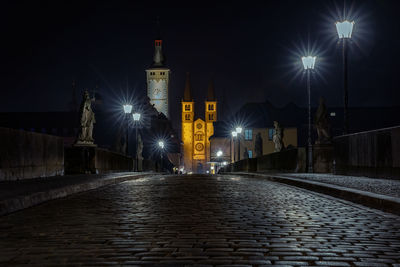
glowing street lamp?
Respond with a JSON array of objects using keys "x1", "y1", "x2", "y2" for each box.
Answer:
[
  {"x1": 158, "y1": 141, "x2": 165, "y2": 149},
  {"x1": 235, "y1": 126, "x2": 243, "y2": 161},
  {"x1": 216, "y1": 150, "x2": 223, "y2": 157},
  {"x1": 302, "y1": 55, "x2": 316, "y2": 173},
  {"x1": 132, "y1": 112, "x2": 141, "y2": 171},
  {"x1": 231, "y1": 131, "x2": 237, "y2": 163},
  {"x1": 336, "y1": 20, "x2": 355, "y2": 134},
  {"x1": 336, "y1": 20, "x2": 354, "y2": 39},
  {"x1": 301, "y1": 56, "x2": 316, "y2": 70},
  {"x1": 123, "y1": 104, "x2": 133, "y2": 157},
  {"x1": 123, "y1": 104, "x2": 133, "y2": 114}
]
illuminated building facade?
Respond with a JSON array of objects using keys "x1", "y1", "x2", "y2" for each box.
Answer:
[
  {"x1": 146, "y1": 38, "x2": 170, "y2": 118},
  {"x1": 181, "y1": 73, "x2": 217, "y2": 173}
]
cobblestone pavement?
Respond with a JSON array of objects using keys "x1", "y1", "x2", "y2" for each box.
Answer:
[{"x1": 1, "y1": 174, "x2": 400, "y2": 266}]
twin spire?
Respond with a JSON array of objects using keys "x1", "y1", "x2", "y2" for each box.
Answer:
[{"x1": 183, "y1": 72, "x2": 216, "y2": 102}]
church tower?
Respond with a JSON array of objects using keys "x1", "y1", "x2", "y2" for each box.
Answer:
[
  {"x1": 205, "y1": 80, "x2": 217, "y2": 163},
  {"x1": 146, "y1": 37, "x2": 170, "y2": 118},
  {"x1": 181, "y1": 73, "x2": 194, "y2": 172}
]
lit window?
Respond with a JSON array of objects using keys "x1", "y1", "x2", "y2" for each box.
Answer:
[
  {"x1": 330, "y1": 112, "x2": 336, "y2": 117},
  {"x1": 248, "y1": 150, "x2": 253, "y2": 158},
  {"x1": 268, "y1": 129, "x2": 274, "y2": 141},
  {"x1": 244, "y1": 129, "x2": 252, "y2": 140}
]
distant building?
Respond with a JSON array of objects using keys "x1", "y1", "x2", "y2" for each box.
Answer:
[
  {"x1": 181, "y1": 73, "x2": 217, "y2": 173},
  {"x1": 145, "y1": 36, "x2": 170, "y2": 118},
  {"x1": 210, "y1": 100, "x2": 400, "y2": 163}
]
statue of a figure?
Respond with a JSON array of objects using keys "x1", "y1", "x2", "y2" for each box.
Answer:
[
  {"x1": 273, "y1": 121, "x2": 284, "y2": 152},
  {"x1": 137, "y1": 133, "x2": 143, "y2": 160},
  {"x1": 315, "y1": 97, "x2": 331, "y2": 144},
  {"x1": 243, "y1": 147, "x2": 249, "y2": 159},
  {"x1": 76, "y1": 91, "x2": 96, "y2": 145},
  {"x1": 255, "y1": 132, "x2": 263, "y2": 157}
]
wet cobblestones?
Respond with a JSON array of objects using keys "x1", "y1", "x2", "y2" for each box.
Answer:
[{"x1": 1, "y1": 174, "x2": 400, "y2": 266}]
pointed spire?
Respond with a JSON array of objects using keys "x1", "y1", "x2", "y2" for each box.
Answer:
[
  {"x1": 207, "y1": 79, "x2": 215, "y2": 101},
  {"x1": 183, "y1": 72, "x2": 192, "y2": 101},
  {"x1": 152, "y1": 17, "x2": 165, "y2": 67}
]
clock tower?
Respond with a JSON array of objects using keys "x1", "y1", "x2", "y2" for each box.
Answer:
[{"x1": 146, "y1": 38, "x2": 170, "y2": 118}]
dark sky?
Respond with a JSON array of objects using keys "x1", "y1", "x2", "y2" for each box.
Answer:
[{"x1": 1, "y1": 0, "x2": 400, "y2": 129}]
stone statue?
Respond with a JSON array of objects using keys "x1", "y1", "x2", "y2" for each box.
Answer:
[
  {"x1": 76, "y1": 90, "x2": 96, "y2": 145},
  {"x1": 315, "y1": 97, "x2": 331, "y2": 144},
  {"x1": 255, "y1": 132, "x2": 263, "y2": 157},
  {"x1": 243, "y1": 147, "x2": 249, "y2": 159},
  {"x1": 273, "y1": 121, "x2": 284, "y2": 152},
  {"x1": 137, "y1": 133, "x2": 143, "y2": 160}
]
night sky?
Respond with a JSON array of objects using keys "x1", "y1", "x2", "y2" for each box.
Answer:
[{"x1": 1, "y1": 0, "x2": 399, "y2": 130}]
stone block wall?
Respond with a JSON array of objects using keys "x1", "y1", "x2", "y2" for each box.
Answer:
[
  {"x1": 0, "y1": 127, "x2": 64, "y2": 180},
  {"x1": 257, "y1": 148, "x2": 306, "y2": 172},
  {"x1": 333, "y1": 126, "x2": 400, "y2": 179},
  {"x1": 65, "y1": 146, "x2": 133, "y2": 174},
  {"x1": 220, "y1": 148, "x2": 306, "y2": 173}
]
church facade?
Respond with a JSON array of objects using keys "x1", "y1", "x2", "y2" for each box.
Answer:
[
  {"x1": 181, "y1": 73, "x2": 217, "y2": 173},
  {"x1": 146, "y1": 38, "x2": 170, "y2": 118}
]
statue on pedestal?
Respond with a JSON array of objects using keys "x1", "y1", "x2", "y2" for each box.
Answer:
[
  {"x1": 137, "y1": 133, "x2": 144, "y2": 160},
  {"x1": 255, "y1": 132, "x2": 263, "y2": 157},
  {"x1": 75, "y1": 90, "x2": 96, "y2": 146},
  {"x1": 315, "y1": 97, "x2": 331, "y2": 144},
  {"x1": 273, "y1": 121, "x2": 284, "y2": 152}
]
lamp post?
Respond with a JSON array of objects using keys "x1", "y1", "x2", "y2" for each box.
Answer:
[
  {"x1": 231, "y1": 131, "x2": 237, "y2": 162},
  {"x1": 235, "y1": 127, "x2": 242, "y2": 161},
  {"x1": 123, "y1": 104, "x2": 133, "y2": 156},
  {"x1": 158, "y1": 140, "x2": 165, "y2": 172},
  {"x1": 301, "y1": 55, "x2": 316, "y2": 173},
  {"x1": 216, "y1": 150, "x2": 223, "y2": 173},
  {"x1": 132, "y1": 112, "x2": 141, "y2": 171},
  {"x1": 336, "y1": 20, "x2": 354, "y2": 134}
]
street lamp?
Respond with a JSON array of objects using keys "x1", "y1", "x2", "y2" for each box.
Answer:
[
  {"x1": 123, "y1": 104, "x2": 133, "y2": 156},
  {"x1": 231, "y1": 131, "x2": 237, "y2": 162},
  {"x1": 132, "y1": 112, "x2": 141, "y2": 171},
  {"x1": 216, "y1": 150, "x2": 223, "y2": 173},
  {"x1": 158, "y1": 140, "x2": 165, "y2": 172},
  {"x1": 336, "y1": 20, "x2": 354, "y2": 134},
  {"x1": 235, "y1": 127, "x2": 242, "y2": 161},
  {"x1": 302, "y1": 55, "x2": 316, "y2": 173}
]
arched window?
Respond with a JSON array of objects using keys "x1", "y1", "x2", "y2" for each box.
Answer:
[{"x1": 185, "y1": 114, "x2": 190, "y2": 120}]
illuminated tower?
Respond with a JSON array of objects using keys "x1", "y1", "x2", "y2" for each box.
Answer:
[
  {"x1": 145, "y1": 38, "x2": 170, "y2": 118},
  {"x1": 205, "y1": 80, "x2": 217, "y2": 163},
  {"x1": 181, "y1": 73, "x2": 194, "y2": 172}
]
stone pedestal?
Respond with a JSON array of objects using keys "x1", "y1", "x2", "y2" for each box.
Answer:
[
  {"x1": 65, "y1": 146, "x2": 97, "y2": 174},
  {"x1": 313, "y1": 144, "x2": 334, "y2": 173}
]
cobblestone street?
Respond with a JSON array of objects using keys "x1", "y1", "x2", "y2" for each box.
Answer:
[{"x1": 1, "y1": 174, "x2": 400, "y2": 266}]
